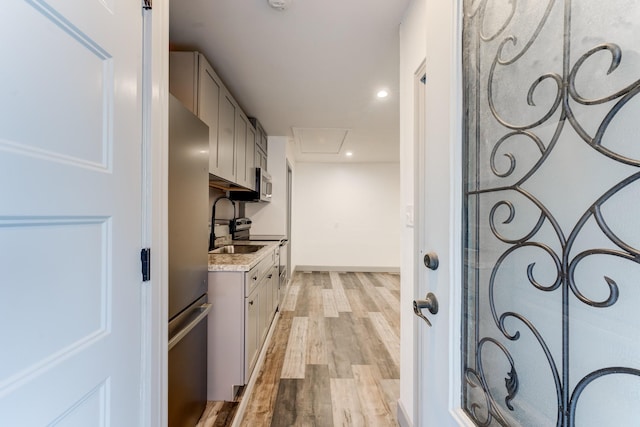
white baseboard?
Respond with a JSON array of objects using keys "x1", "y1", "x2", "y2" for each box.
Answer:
[
  {"x1": 295, "y1": 265, "x2": 400, "y2": 273},
  {"x1": 397, "y1": 399, "x2": 413, "y2": 427}
]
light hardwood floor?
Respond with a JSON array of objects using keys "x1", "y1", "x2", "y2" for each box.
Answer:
[{"x1": 197, "y1": 271, "x2": 401, "y2": 427}]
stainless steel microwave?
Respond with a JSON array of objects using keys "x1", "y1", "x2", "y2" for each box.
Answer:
[
  {"x1": 257, "y1": 168, "x2": 272, "y2": 202},
  {"x1": 229, "y1": 167, "x2": 272, "y2": 202}
]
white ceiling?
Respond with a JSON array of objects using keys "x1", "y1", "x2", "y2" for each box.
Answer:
[{"x1": 169, "y1": 0, "x2": 410, "y2": 163}]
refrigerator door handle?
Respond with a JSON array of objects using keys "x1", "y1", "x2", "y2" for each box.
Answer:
[{"x1": 168, "y1": 303, "x2": 212, "y2": 351}]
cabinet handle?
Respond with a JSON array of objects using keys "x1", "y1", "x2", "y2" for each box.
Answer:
[
  {"x1": 253, "y1": 276, "x2": 257, "y2": 281},
  {"x1": 249, "y1": 300, "x2": 254, "y2": 306},
  {"x1": 168, "y1": 303, "x2": 212, "y2": 351},
  {"x1": 267, "y1": 274, "x2": 273, "y2": 279}
]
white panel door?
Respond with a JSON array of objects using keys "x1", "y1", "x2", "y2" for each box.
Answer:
[
  {"x1": 417, "y1": 0, "x2": 640, "y2": 426},
  {"x1": 0, "y1": 0, "x2": 144, "y2": 425}
]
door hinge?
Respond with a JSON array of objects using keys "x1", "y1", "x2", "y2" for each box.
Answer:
[
  {"x1": 141, "y1": 248, "x2": 151, "y2": 282},
  {"x1": 143, "y1": 0, "x2": 152, "y2": 10}
]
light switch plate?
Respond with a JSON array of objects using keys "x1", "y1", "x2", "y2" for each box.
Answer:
[{"x1": 405, "y1": 205, "x2": 414, "y2": 227}]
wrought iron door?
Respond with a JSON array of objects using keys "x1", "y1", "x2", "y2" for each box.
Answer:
[{"x1": 462, "y1": 1, "x2": 640, "y2": 425}]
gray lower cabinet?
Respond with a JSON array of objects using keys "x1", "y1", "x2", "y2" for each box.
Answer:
[
  {"x1": 207, "y1": 248, "x2": 278, "y2": 401},
  {"x1": 259, "y1": 265, "x2": 278, "y2": 345},
  {"x1": 245, "y1": 282, "x2": 259, "y2": 379}
]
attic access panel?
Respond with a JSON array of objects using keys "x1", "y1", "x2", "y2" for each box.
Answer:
[{"x1": 292, "y1": 127, "x2": 350, "y2": 154}]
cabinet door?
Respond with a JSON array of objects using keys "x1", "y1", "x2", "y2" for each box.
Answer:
[
  {"x1": 208, "y1": 271, "x2": 245, "y2": 401},
  {"x1": 256, "y1": 122, "x2": 268, "y2": 172},
  {"x1": 255, "y1": 148, "x2": 267, "y2": 173},
  {"x1": 258, "y1": 276, "x2": 270, "y2": 344},
  {"x1": 169, "y1": 51, "x2": 198, "y2": 113},
  {"x1": 272, "y1": 265, "x2": 279, "y2": 315},
  {"x1": 198, "y1": 56, "x2": 221, "y2": 176},
  {"x1": 245, "y1": 290, "x2": 259, "y2": 380},
  {"x1": 246, "y1": 124, "x2": 256, "y2": 191},
  {"x1": 256, "y1": 122, "x2": 268, "y2": 153},
  {"x1": 235, "y1": 112, "x2": 248, "y2": 188},
  {"x1": 218, "y1": 90, "x2": 236, "y2": 181},
  {"x1": 254, "y1": 149, "x2": 262, "y2": 175}
]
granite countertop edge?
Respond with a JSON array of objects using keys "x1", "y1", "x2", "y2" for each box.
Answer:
[{"x1": 207, "y1": 241, "x2": 278, "y2": 272}]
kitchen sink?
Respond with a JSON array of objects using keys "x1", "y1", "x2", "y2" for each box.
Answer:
[{"x1": 209, "y1": 244, "x2": 265, "y2": 254}]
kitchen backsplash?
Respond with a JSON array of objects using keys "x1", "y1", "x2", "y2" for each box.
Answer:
[{"x1": 209, "y1": 186, "x2": 245, "y2": 226}]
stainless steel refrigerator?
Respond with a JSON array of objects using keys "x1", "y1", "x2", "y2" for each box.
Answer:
[{"x1": 168, "y1": 95, "x2": 211, "y2": 427}]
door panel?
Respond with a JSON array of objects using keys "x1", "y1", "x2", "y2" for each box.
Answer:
[
  {"x1": 461, "y1": 1, "x2": 640, "y2": 426},
  {"x1": 0, "y1": 0, "x2": 143, "y2": 424},
  {"x1": 417, "y1": 1, "x2": 640, "y2": 426}
]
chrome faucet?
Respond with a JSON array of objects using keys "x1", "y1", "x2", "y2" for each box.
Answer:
[{"x1": 209, "y1": 196, "x2": 236, "y2": 250}]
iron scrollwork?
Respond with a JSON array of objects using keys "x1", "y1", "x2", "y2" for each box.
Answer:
[{"x1": 462, "y1": 0, "x2": 640, "y2": 425}]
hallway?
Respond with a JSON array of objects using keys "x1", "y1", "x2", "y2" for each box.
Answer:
[{"x1": 197, "y1": 271, "x2": 401, "y2": 426}]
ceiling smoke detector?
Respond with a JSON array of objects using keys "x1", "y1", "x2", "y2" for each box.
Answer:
[{"x1": 268, "y1": 0, "x2": 292, "y2": 10}]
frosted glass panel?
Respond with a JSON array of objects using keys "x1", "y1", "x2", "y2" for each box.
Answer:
[{"x1": 462, "y1": 1, "x2": 640, "y2": 426}]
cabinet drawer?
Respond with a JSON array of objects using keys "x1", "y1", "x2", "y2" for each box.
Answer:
[{"x1": 245, "y1": 249, "x2": 275, "y2": 294}]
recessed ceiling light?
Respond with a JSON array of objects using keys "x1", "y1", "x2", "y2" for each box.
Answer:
[
  {"x1": 346, "y1": 151, "x2": 353, "y2": 157},
  {"x1": 377, "y1": 90, "x2": 389, "y2": 98}
]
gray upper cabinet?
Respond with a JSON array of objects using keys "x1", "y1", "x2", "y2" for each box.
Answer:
[
  {"x1": 218, "y1": 89, "x2": 236, "y2": 182},
  {"x1": 198, "y1": 60, "x2": 222, "y2": 176},
  {"x1": 246, "y1": 120, "x2": 256, "y2": 191},
  {"x1": 250, "y1": 118, "x2": 268, "y2": 154},
  {"x1": 235, "y1": 111, "x2": 258, "y2": 191},
  {"x1": 168, "y1": 51, "x2": 199, "y2": 113},
  {"x1": 249, "y1": 117, "x2": 268, "y2": 173},
  {"x1": 169, "y1": 52, "x2": 223, "y2": 176},
  {"x1": 170, "y1": 51, "x2": 260, "y2": 188},
  {"x1": 234, "y1": 111, "x2": 248, "y2": 188},
  {"x1": 255, "y1": 146, "x2": 267, "y2": 172}
]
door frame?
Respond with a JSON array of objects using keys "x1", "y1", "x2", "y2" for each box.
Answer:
[
  {"x1": 413, "y1": 57, "x2": 426, "y2": 425},
  {"x1": 414, "y1": 0, "x2": 474, "y2": 425},
  {"x1": 286, "y1": 160, "x2": 292, "y2": 279},
  {"x1": 144, "y1": 1, "x2": 169, "y2": 425}
]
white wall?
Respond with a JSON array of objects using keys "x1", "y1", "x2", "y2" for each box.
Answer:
[
  {"x1": 292, "y1": 161, "x2": 400, "y2": 271},
  {"x1": 245, "y1": 136, "x2": 290, "y2": 235},
  {"x1": 398, "y1": 0, "x2": 426, "y2": 424}
]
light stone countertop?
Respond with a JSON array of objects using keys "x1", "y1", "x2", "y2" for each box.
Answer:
[{"x1": 207, "y1": 240, "x2": 278, "y2": 272}]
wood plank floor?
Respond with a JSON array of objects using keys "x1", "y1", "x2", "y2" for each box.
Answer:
[{"x1": 197, "y1": 271, "x2": 400, "y2": 427}]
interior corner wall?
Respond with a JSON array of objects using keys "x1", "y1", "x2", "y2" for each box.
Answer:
[
  {"x1": 399, "y1": 0, "x2": 426, "y2": 424},
  {"x1": 291, "y1": 161, "x2": 400, "y2": 271},
  {"x1": 245, "y1": 136, "x2": 290, "y2": 235}
]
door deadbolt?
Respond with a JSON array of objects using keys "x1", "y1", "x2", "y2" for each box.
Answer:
[
  {"x1": 413, "y1": 292, "x2": 439, "y2": 327},
  {"x1": 423, "y1": 252, "x2": 439, "y2": 270}
]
